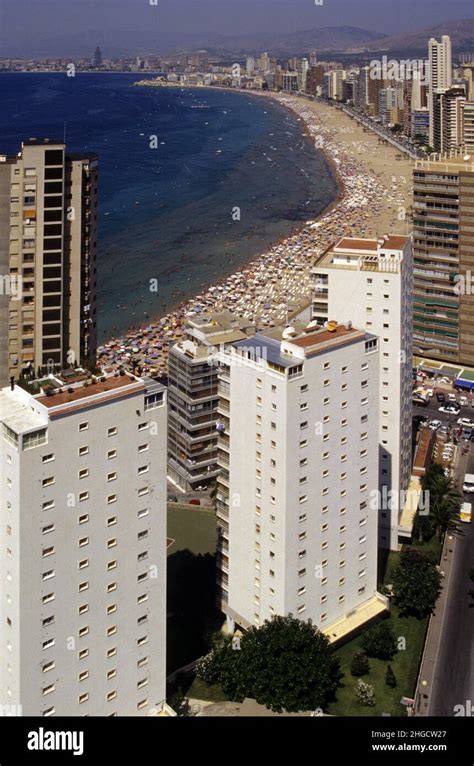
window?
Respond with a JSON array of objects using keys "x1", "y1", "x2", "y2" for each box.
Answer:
[
  {"x1": 107, "y1": 516, "x2": 117, "y2": 527},
  {"x1": 107, "y1": 472, "x2": 117, "y2": 482},
  {"x1": 108, "y1": 427, "x2": 118, "y2": 437},
  {"x1": 78, "y1": 559, "x2": 89, "y2": 570},
  {"x1": 79, "y1": 422, "x2": 89, "y2": 432},
  {"x1": 42, "y1": 570, "x2": 55, "y2": 581},
  {"x1": 79, "y1": 446, "x2": 89, "y2": 457},
  {"x1": 107, "y1": 450, "x2": 117, "y2": 459},
  {"x1": 107, "y1": 691, "x2": 117, "y2": 702},
  {"x1": 42, "y1": 638, "x2": 55, "y2": 650},
  {"x1": 42, "y1": 454, "x2": 54, "y2": 464},
  {"x1": 79, "y1": 491, "x2": 89, "y2": 502},
  {"x1": 42, "y1": 500, "x2": 55, "y2": 511},
  {"x1": 107, "y1": 647, "x2": 117, "y2": 658},
  {"x1": 78, "y1": 648, "x2": 89, "y2": 660},
  {"x1": 107, "y1": 560, "x2": 117, "y2": 571},
  {"x1": 107, "y1": 669, "x2": 117, "y2": 680},
  {"x1": 107, "y1": 495, "x2": 117, "y2": 505},
  {"x1": 78, "y1": 537, "x2": 89, "y2": 548},
  {"x1": 78, "y1": 626, "x2": 89, "y2": 638},
  {"x1": 42, "y1": 684, "x2": 55, "y2": 696},
  {"x1": 78, "y1": 671, "x2": 89, "y2": 682},
  {"x1": 78, "y1": 693, "x2": 89, "y2": 704},
  {"x1": 42, "y1": 546, "x2": 54, "y2": 558},
  {"x1": 78, "y1": 581, "x2": 89, "y2": 592},
  {"x1": 42, "y1": 477, "x2": 55, "y2": 488},
  {"x1": 78, "y1": 604, "x2": 89, "y2": 615},
  {"x1": 78, "y1": 514, "x2": 89, "y2": 525}
]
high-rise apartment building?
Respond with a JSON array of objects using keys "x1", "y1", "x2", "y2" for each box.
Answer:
[
  {"x1": 428, "y1": 36, "x2": 453, "y2": 146},
  {"x1": 0, "y1": 140, "x2": 98, "y2": 387},
  {"x1": 0, "y1": 370, "x2": 167, "y2": 716},
  {"x1": 216, "y1": 324, "x2": 388, "y2": 641},
  {"x1": 167, "y1": 312, "x2": 254, "y2": 493},
  {"x1": 413, "y1": 153, "x2": 474, "y2": 365},
  {"x1": 432, "y1": 87, "x2": 466, "y2": 152},
  {"x1": 311, "y1": 236, "x2": 413, "y2": 550},
  {"x1": 462, "y1": 101, "x2": 474, "y2": 151}
]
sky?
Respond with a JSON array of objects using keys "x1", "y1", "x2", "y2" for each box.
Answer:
[{"x1": 0, "y1": 0, "x2": 473, "y2": 57}]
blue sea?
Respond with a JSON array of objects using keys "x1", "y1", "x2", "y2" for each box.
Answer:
[{"x1": 0, "y1": 73, "x2": 337, "y2": 339}]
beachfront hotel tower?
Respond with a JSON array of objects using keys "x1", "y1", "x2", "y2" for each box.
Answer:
[
  {"x1": 0, "y1": 140, "x2": 98, "y2": 387},
  {"x1": 311, "y1": 236, "x2": 413, "y2": 550},
  {"x1": 412, "y1": 152, "x2": 474, "y2": 366},
  {"x1": 0, "y1": 370, "x2": 168, "y2": 716},
  {"x1": 215, "y1": 323, "x2": 388, "y2": 642}
]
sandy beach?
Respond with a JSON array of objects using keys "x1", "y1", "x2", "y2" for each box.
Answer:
[{"x1": 97, "y1": 92, "x2": 414, "y2": 376}]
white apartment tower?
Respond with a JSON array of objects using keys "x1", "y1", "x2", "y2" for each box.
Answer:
[
  {"x1": 216, "y1": 323, "x2": 388, "y2": 642},
  {"x1": 0, "y1": 370, "x2": 167, "y2": 716},
  {"x1": 311, "y1": 236, "x2": 413, "y2": 550},
  {"x1": 428, "y1": 35, "x2": 453, "y2": 146}
]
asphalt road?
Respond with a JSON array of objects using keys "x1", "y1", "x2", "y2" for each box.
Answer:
[{"x1": 420, "y1": 427, "x2": 474, "y2": 716}]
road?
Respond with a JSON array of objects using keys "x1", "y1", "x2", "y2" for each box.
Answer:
[{"x1": 427, "y1": 445, "x2": 474, "y2": 716}]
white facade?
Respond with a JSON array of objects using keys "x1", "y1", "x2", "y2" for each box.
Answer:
[
  {"x1": 217, "y1": 324, "x2": 386, "y2": 640},
  {"x1": 0, "y1": 372, "x2": 167, "y2": 716},
  {"x1": 311, "y1": 236, "x2": 413, "y2": 550},
  {"x1": 429, "y1": 36, "x2": 453, "y2": 146}
]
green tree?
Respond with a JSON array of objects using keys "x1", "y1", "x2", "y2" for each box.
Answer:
[
  {"x1": 362, "y1": 621, "x2": 397, "y2": 660},
  {"x1": 385, "y1": 665, "x2": 397, "y2": 688},
  {"x1": 197, "y1": 615, "x2": 342, "y2": 713},
  {"x1": 355, "y1": 679, "x2": 376, "y2": 707},
  {"x1": 412, "y1": 510, "x2": 434, "y2": 543},
  {"x1": 392, "y1": 548, "x2": 442, "y2": 617},
  {"x1": 350, "y1": 650, "x2": 370, "y2": 677}
]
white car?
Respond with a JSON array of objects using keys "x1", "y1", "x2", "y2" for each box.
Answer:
[
  {"x1": 457, "y1": 418, "x2": 474, "y2": 428},
  {"x1": 429, "y1": 420, "x2": 442, "y2": 430},
  {"x1": 425, "y1": 389, "x2": 434, "y2": 399},
  {"x1": 448, "y1": 393, "x2": 457, "y2": 402},
  {"x1": 459, "y1": 396, "x2": 469, "y2": 407}
]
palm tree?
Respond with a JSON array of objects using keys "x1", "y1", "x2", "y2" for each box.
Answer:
[{"x1": 428, "y1": 475, "x2": 462, "y2": 538}]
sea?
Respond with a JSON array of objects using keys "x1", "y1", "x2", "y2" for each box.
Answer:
[{"x1": 0, "y1": 73, "x2": 338, "y2": 340}]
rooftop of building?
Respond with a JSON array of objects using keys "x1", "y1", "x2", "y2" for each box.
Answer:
[
  {"x1": 36, "y1": 370, "x2": 144, "y2": 410},
  {"x1": 231, "y1": 321, "x2": 368, "y2": 368},
  {"x1": 314, "y1": 234, "x2": 410, "y2": 270},
  {"x1": 0, "y1": 368, "x2": 152, "y2": 429},
  {"x1": 415, "y1": 152, "x2": 474, "y2": 172}
]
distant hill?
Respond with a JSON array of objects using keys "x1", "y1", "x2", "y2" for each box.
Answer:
[
  {"x1": 360, "y1": 19, "x2": 474, "y2": 54},
  {"x1": 200, "y1": 26, "x2": 387, "y2": 58}
]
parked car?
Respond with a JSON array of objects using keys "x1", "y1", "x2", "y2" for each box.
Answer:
[
  {"x1": 459, "y1": 396, "x2": 469, "y2": 407},
  {"x1": 425, "y1": 388, "x2": 434, "y2": 399},
  {"x1": 189, "y1": 499, "x2": 201, "y2": 506},
  {"x1": 413, "y1": 396, "x2": 428, "y2": 407},
  {"x1": 436, "y1": 392, "x2": 446, "y2": 403},
  {"x1": 448, "y1": 393, "x2": 458, "y2": 402},
  {"x1": 457, "y1": 417, "x2": 474, "y2": 429},
  {"x1": 429, "y1": 420, "x2": 442, "y2": 430},
  {"x1": 167, "y1": 495, "x2": 178, "y2": 503},
  {"x1": 439, "y1": 405, "x2": 460, "y2": 414}
]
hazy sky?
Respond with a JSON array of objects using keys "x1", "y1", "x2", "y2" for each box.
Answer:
[{"x1": 1, "y1": 0, "x2": 473, "y2": 57}]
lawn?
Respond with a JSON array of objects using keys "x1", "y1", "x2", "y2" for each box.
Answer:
[
  {"x1": 327, "y1": 607, "x2": 428, "y2": 716},
  {"x1": 167, "y1": 504, "x2": 223, "y2": 675},
  {"x1": 167, "y1": 505, "x2": 217, "y2": 557}
]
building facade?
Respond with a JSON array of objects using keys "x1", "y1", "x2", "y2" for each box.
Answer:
[
  {"x1": 167, "y1": 313, "x2": 255, "y2": 493},
  {"x1": 413, "y1": 153, "x2": 474, "y2": 365},
  {"x1": 311, "y1": 236, "x2": 413, "y2": 550},
  {"x1": 0, "y1": 371, "x2": 167, "y2": 716},
  {"x1": 0, "y1": 140, "x2": 98, "y2": 387},
  {"x1": 216, "y1": 324, "x2": 387, "y2": 642}
]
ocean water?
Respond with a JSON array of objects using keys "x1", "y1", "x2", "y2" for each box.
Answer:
[{"x1": 0, "y1": 73, "x2": 338, "y2": 339}]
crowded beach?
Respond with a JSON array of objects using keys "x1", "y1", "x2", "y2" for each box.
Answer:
[{"x1": 97, "y1": 94, "x2": 413, "y2": 376}]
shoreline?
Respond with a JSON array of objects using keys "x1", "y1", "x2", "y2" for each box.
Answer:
[{"x1": 98, "y1": 89, "x2": 413, "y2": 376}]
